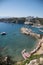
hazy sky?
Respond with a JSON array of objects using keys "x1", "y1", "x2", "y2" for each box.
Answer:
[{"x1": 0, "y1": 0, "x2": 43, "y2": 17}]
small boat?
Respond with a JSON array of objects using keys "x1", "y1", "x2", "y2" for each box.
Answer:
[{"x1": 1, "y1": 32, "x2": 6, "y2": 35}]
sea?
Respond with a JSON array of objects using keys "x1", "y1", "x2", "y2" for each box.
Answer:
[{"x1": 0, "y1": 22, "x2": 43, "y2": 61}]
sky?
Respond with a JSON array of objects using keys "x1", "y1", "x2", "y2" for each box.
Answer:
[{"x1": 0, "y1": 0, "x2": 43, "y2": 17}]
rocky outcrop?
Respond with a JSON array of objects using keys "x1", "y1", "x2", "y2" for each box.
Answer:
[
  {"x1": 21, "y1": 27, "x2": 40, "y2": 38},
  {"x1": 21, "y1": 27, "x2": 32, "y2": 35},
  {"x1": 0, "y1": 56, "x2": 17, "y2": 65},
  {"x1": 25, "y1": 57, "x2": 43, "y2": 65}
]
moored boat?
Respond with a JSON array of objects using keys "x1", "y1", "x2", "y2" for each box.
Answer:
[{"x1": 0, "y1": 32, "x2": 6, "y2": 35}]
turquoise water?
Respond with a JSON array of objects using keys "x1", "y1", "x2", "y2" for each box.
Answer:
[{"x1": 0, "y1": 22, "x2": 43, "y2": 61}]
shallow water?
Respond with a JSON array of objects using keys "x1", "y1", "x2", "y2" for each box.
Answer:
[{"x1": 0, "y1": 22, "x2": 43, "y2": 61}]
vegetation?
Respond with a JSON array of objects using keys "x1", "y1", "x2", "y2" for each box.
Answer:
[
  {"x1": 30, "y1": 17, "x2": 43, "y2": 25},
  {"x1": 23, "y1": 54, "x2": 43, "y2": 64},
  {"x1": 0, "y1": 54, "x2": 43, "y2": 65},
  {"x1": 0, "y1": 17, "x2": 43, "y2": 25},
  {"x1": 0, "y1": 17, "x2": 25, "y2": 24},
  {"x1": 14, "y1": 54, "x2": 43, "y2": 65},
  {"x1": 0, "y1": 55, "x2": 17, "y2": 65}
]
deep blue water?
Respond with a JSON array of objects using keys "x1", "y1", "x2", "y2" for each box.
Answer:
[{"x1": 0, "y1": 22, "x2": 43, "y2": 61}]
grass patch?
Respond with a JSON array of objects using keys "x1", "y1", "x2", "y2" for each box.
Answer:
[{"x1": 21, "y1": 54, "x2": 43, "y2": 65}]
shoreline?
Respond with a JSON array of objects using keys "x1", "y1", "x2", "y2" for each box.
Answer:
[
  {"x1": 0, "y1": 22, "x2": 43, "y2": 65},
  {"x1": 34, "y1": 38, "x2": 43, "y2": 55},
  {"x1": 0, "y1": 38, "x2": 43, "y2": 65},
  {"x1": 21, "y1": 37, "x2": 43, "y2": 60},
  {"x1": 21, "y1": 27, "x2": 42, "y2": 39}
]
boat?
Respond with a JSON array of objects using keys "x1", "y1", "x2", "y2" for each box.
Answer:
[{"x1": 1, "y1": 32, "x2": 6, "y2": 35}]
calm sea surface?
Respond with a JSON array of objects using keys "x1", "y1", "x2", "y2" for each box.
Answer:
[{"x1": 0, "y1": 22, "x2": 43, "y2": 61}]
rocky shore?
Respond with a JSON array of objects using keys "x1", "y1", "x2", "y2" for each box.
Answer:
[
  {"x1": 21, "y1": 27, "x2": 41, "y2": 39},
  {"x1": 21, "y1": 37, "x2": 43, "y2": 59},
  {"x1": 0, "y1": 55, "x2": 17, "y2": 65},
  {"x1": 0, "y1": 17, "x2": 43, "y2": 65},
  {"x1": 25, "y1": 57, "x2": 43, "y2": 65},
  {"x1": 0, "y1": 36, "x2": 43, "y2": 65},
  {"x1": 20, "y1": 27, "x2": 43, "y2": 65}
]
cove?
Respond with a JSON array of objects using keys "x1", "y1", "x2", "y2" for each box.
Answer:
[{"x1": 0, "y1": 22, "x2": 41, "y2": 61}]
